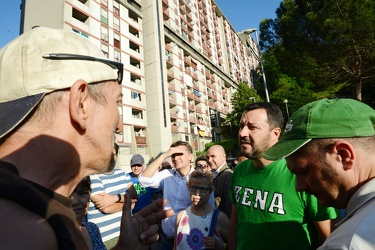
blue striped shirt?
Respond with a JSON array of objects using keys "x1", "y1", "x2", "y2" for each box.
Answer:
[{"x1": 87, "y1": 169, "x2": 133, "y2": 242}]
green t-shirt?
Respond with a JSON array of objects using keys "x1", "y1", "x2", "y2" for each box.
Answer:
[{"x1": 229, "y1": 159, "x2": 338, "y2": 250}]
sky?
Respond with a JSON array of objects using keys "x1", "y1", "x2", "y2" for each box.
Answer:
[
  {"x1": 214, "y1": 0, "x2": 281, "y2": 32},
  {"x1": 0, "y1": 0, "x2": 281, "y2": 49}
]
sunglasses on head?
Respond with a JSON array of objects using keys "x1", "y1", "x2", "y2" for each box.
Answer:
[{"x1": 42, "y1": 53, "x2": 123, "y2": 85}]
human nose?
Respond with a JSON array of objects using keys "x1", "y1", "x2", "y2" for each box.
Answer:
[
  {"x1": 238, "y1": 126, "x2": 249, "y2": 138},
  {"x1": 72, "y1": 193, "x2": 79, "y2": 205},
  {"x1": 115, "y1": 119, "x2": 123, "y2": 134}
]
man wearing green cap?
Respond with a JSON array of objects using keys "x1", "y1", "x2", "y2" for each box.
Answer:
[
  {"x1": 263, "y1": 98, "x2": 375, "y2": 249},
  {"x1": 228, "y1": 102, "x2": 338, "y2": 250}
]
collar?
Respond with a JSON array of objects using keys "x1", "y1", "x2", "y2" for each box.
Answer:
[
  {"x1": 215, "y1": 162, "x2": 227, "y2": 173},
  {"x1": 173, "y1": 165, "x2": 194, "y2": 178},
  {"x1": 336, "y1": 178, "x2": 375, "y2": 226}
]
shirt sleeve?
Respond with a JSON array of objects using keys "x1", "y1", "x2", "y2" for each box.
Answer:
[
  {"x1": 90, "y1": 174, "x2": 105, "y2": 196},
  {"x1": 139, "y1": 169, "x2": 172, "y2": 188}
]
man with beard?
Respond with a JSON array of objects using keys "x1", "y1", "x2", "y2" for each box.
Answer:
[
  {"x1": 0, "y1": 27, "x2": 173, "y2": 249},
  {"x1": 228, "y1": 102, "x2": 338, "y2": 250},
  {"x1": 263, "y1": 99, "x2": 375, "y2": 249}
]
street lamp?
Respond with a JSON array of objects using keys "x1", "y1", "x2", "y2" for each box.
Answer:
[
  {"x1": 283, "y1": 99, "x2": 290, "y2": 119},
  {"x1": 239, "y1": 28, "x2": 270, "y2": 102}
]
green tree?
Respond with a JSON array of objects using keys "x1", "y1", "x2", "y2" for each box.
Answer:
[
  {"x1": 224, "y1": 82, "x2": 263, "y2": 127},
  {"x1": 260, "y1": 0, "x2": 375, "y2": 104}
]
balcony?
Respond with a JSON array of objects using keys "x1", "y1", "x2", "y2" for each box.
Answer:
[{"x1": 135, "y1": 136, "x2": 147, "y2": 145}]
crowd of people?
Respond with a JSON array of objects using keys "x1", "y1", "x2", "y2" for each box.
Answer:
[{"x1": 1, "y1": 26, "x2": 375, "y2": 250}]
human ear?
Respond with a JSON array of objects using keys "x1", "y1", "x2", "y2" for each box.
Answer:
[
  {"x1": 69, "y1": 80, "x2": 90, "y2": 130},
  {"x1": 332, "y1": 140, "x2": 355, "y2": 171},
  {"x1": 272, "y1": 127, "x2": 281, "y2": 139}
]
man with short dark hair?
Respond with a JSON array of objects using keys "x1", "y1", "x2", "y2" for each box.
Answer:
[
  {"x1": 139, "y1": 141, "x2": 215, "y2": 250},
  {"x1": 263, "y1": 98, "x2": 375, "y2": 249},
  {"x1": 0, "y1": 27, "x2": 172, "y2": 249},
  {"x1": 229, "y1": 102, "x2": 338, "y2": 250}
]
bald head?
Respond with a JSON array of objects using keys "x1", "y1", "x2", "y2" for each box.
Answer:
[{"x1": 207, "y1": 145, "x2": 226, "y2": 170}]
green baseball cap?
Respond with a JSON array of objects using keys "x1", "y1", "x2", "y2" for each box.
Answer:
[{"x1": 263, "y1": 98, "x2": 375, "y2": 160}]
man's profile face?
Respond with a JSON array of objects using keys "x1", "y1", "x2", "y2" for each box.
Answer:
[
  {"x1": 85, "y1": 81, "x2": 123, "y2": 174},
  {"x1": 286, "y1": 145, "x2": 344, "y2": 208}
]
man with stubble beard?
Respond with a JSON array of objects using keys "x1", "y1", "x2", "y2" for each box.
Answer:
[{"x1": 228, "y1": 102, "x2": 338, "y2": 250}]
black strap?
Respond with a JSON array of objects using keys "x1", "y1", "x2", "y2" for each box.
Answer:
[
  {"x1": 208, "y1": 208, "x2": 220, "y2": 237},
  {"x1": 213, "y1": 167, "x2": 232, "y2": 183}
]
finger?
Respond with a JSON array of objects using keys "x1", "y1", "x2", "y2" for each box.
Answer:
[
  {"x1": 120, "y1": 193, "x2": 133, "y2": 227},
  {"x1": 135, "y1": 198, "x2": 166, "y2": 218},
  {"x1": 139, "y1": 224, "x2": 160, "y2": 244}
]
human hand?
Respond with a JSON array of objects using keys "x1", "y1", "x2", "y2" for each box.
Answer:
[
  {"x1": 94, "y1": 193, "x2": 117, "y2": 210},
  {"x1": 113, "y1": 194, "x2": 174, "y2": 250},
  {"x1": 204, "y1": 237, "x2": 220, "y2": 250},
  {"x1": 191, "y1": 194, "x2": 201, "y2": 205},
  {"x1": 165, "y1": 146, "x2": 184, "y2": 158}
]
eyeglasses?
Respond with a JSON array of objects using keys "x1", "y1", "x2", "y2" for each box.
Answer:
[
  {"x1": 131, "y1": 165, "x2": 143, "y2": 168},
  {"x1": 42, "y1": 53, "x2": 124, "y2": 85},
  {"x1": 196, "y1": 164, "x2": 208, "y2": 169},
  {"x1": 189, "y1": 185, "x2": 211, "y2": 194}
]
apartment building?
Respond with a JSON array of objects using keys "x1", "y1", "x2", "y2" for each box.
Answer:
[{"x1": 21, "y1": 0, "x2": 260, "y2": 170}]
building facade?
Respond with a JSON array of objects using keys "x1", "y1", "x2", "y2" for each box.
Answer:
[{"x1": 21, "y1": 0, "x2": 260, "y2": 170}]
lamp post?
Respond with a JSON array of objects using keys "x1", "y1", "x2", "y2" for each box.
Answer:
[
  {"x1": 283, "y1": 99, "x2": 290, "y2": 119},
  {"x1": 239, "y1": 28, "x2": 270, "y2": 102}
]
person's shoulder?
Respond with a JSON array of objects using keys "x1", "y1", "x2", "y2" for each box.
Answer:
[{"x1": 0, "y1": 198, "x2": 58, "y2": 249}]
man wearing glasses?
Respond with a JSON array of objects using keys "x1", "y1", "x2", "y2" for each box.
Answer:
[
  {"x1": 139, "y1": 141, "x2": 216, "y2": 250},
  {"x1": 0, "y1": 27, "x2": 172, "y2": 249},
  {"x1": 194, "y1": 155, "x2": 210, "y2": 172}
]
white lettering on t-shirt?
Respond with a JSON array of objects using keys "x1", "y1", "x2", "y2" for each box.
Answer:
[
  {"x1": 254, "y1": 190, "x2": 268, "y2": 210},
  {"x1": 235, "y1": 186, "x2": 242, "y2": 203},
  {"x1": 241, "y1": 188, "x2": 253, "y2": 206},
  {"x1": 268, "y1": 192, "x2": 285, "y2": 215},
  {"x1": 234, "y1": 185, "x2": 285, "y2": 214}
]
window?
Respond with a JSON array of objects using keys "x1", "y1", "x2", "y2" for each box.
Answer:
[
  {"x1": 114, "y1": 17, "x2": 120, "y2": 32},
  {"x1": 101, "y1": 26, "x2": 108, "y2": 42},
  {"x1": 114, "y1": 32, "x2": 121, "y2": 49},
  {"x1": 131, "y1": 91, "x2": 141, "y2": 101},
  {"x1": 132, "y1": 109, "x2": 143, "y2": 119},
  {"x1": 114, "y1": 50, "x2": 121, "y2": 62},
  {"x1": 101, "y1": 8, "x2": 108, "y2": 24},
  {"x1": 101, "y1": 43, "x2": 109, "y2": 58}
]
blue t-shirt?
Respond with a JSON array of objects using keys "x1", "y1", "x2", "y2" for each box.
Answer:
[{"x1": 129, "y1": 173, "x2": 160, "y2": 214}]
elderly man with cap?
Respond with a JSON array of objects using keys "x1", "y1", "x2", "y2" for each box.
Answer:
[
  {"x1": 0, "y1": 27, "x2": 173, "y2": 249},
  {"x1": 263, "y1": 98, "x2": 375, "y2": 249},
  {"x1": 129, "y1": 154, "x2": 160, "y2": 214}
]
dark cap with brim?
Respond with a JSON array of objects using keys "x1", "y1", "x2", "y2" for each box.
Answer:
[
  {"x1": 263, "y1": 98, "x2": 375, "y2": 160},
  {"x1": 0, "y1": 94, "x2": 44, "y2": 138}
]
